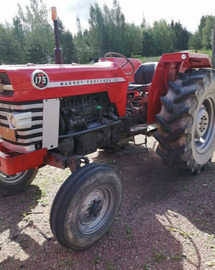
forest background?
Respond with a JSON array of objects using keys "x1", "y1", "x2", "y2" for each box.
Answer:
[{"x1": 0, "y1": 0, "x2": 214, "y2": 64}]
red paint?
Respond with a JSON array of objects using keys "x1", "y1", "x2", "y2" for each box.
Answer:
[
  {"x1": 0, "y1": 143, "x2": 47, "y2": 175},
  {"x1": 0, "y1": 52, "x2": 212, "y2": 175}
]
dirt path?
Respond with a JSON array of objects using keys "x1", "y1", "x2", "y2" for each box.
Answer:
[{"x1": 0, "y1": 136, "x2": 215, "y2": 270}]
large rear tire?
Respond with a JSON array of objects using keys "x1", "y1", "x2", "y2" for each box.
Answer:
[
  {"x1": 50, "y1": 163, "x2": 122, "y2": 250},
  {"x1": 155, "y1": 69, "x2": 215, "y2": 173},
  {"x1": 0, "y1": 168, "x2": 38, "y2": 196}
]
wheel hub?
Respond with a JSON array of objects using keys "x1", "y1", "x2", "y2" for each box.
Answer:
[
  {"x1": 195, "y1": 105, "x2": 209, "y2": 138},
  {"x1": 78, "y1": 187, "x2": 113, "y2": 234},
  {"x1": 87, "y1": 199, "x2": 102, "y2": 218}
]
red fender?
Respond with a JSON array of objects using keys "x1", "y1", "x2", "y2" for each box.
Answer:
[{"x1": 147, "y1": 52, "x2": 212, "y2": 124}]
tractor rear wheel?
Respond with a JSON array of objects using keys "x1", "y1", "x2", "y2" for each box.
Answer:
[
  {"x1": 50, "y1": 163, "x2": 122, "y2": 250},
  {"x1": 0, "y1": 168, "x2": 38, "y2": 196},
  {"x1": 155, "y1": 69, "x2": 215, "y2": 173}
]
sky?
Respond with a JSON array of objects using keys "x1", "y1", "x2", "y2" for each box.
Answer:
[{"x1": 0, "y1": 0, "x2": 215, "y2": 34}]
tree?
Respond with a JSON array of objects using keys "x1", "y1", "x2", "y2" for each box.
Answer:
[
  {"x1": 58, "y1": 19, "x2": 76, "y2": 63},
  {"x1": 202, "y1": 16, "x2": 214, "y2": 49},
  {"x1": 170, "y1": 21, "x2": 191, "y2": 51},
  {"x1": 189, "y1": 31, "x2": 202, "y2": 52},
  {"x1": 88, "y1": 2, "x2": 108, "y2": 56},
  {"x1": 109, "y1": 0, "x2": 127, "y2": 54},
  {"x1": 152, "y1": 20, "x2": 173, "y2": 55},
  {"x1": 0, "y1": 23, "x2": 21, "y2": 64},
  {"x1": 18, "y1": 0, "x2": 54, "y2": 63},
  {"x1": 142, "y1": 26, "x2": 155, "y2": 56},
  {"x1": 74, "y1": 17, "x2": 91, "y2": 63},
  {"x1": 125, "y1": 23, "x2": 142, "y2": 57},
  {"x1": 12, "y1": 17, "x2": 26, "y2": 63},
  {"x1": 87, "y1": 0, "x2": 129, "y2": 58}
]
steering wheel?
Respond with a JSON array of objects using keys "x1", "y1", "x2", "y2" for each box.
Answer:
[{"x1": 104, "y1": 52, "x2": 135, "y2": 75}]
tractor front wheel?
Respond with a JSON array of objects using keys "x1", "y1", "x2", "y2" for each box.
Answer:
[
  {"x1": 155, "y1": 69, "x2": 215, "y2": 173},
  {"x1": 50, "y1": 163, "x2": 122, "y2": 250},
  {"x1": 0, "y1": 168, "x2": 38, "y2": 196}
]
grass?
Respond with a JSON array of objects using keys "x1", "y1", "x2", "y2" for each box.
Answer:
[
  {"x1": 105, "y1": 260, "x2": 114, "y2": 270},
  {"x1": 92, "y1": 254, "x2": 102, "y2": 265},
  {"x1": 172, "y1": 254, "x2": 183, "y2": 260},
  {"x1": 135, "y1": 55, "x2": 161, "y2": 63},
  {"x1": 134, "y1": 49, "x2": 212, "y2": 64},
  {"x1": 197, "y1": 49, "x2": 212, "y2": 58},
  {"x1": 20, "y1": 187, "x2": 42, "y2": 203},
  {"x1": 153, "y1": 250, "x2": 166, "y2": 264},
  {"x1": 59, "y1": 258, "x2": 74, "y2": 267},
  {"x1": 124, "y1": 223, "x2": 132, "y2": 240},
  {"x1": 142, "y1": 263, "x2": 150, "y2": 270}
]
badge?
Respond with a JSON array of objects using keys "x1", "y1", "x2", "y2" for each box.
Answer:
[{"x1": 31, "y1": 70, "x2": 49, "y2": 90}]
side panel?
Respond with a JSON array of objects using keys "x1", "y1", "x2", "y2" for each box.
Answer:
[{"x1": 42, "y1": 99, "x2": 60, "y2": 150}]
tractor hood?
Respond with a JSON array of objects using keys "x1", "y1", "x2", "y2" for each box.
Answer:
[
  {"x1": 0, "y1": 61, "x2": 129, "y2": 116},
  {"x1": 0, "y1": 61, "x2": 128, "y2": 101}
]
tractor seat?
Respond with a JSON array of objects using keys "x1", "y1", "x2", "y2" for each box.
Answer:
[{"x1": 128, "y1": 62, "x2": 158, "y2": 92}]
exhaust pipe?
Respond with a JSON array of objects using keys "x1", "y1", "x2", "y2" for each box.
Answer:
[{"x1": 51, "y1": 7, "x2": 63, "y2": 64}]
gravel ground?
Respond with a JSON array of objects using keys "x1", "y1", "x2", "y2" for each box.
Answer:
[{"x1": 0, "y1": 136, "x2": 215, "y2": 270}]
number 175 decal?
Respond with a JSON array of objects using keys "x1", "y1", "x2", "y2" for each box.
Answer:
[{"x1": 31, "y1": 70, "x2": 49, "y2": 90}]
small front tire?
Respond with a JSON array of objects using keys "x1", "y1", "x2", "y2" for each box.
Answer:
[{"x1": 50, "y1": 163, "x2": 122, "y2": 250}]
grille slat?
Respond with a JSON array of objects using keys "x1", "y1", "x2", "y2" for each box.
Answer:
[{"x1": 0, "y1": 101, "x2": 44, "y2": 152}]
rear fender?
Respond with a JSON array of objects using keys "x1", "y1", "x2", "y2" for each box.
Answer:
[{"x1": 147, "y1": 52, "x2": 212, "y2": 124}]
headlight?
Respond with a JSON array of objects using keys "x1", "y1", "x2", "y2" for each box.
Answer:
[
  {"x1": 9, "y1": 115, "x2": 17, "y2": 129},
  {"x1": 8, "y1": 112, "x2": 32, "y2": 130}
]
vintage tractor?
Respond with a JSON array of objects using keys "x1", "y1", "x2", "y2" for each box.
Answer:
[{"x1": 0, "y1": 10, "x2": 215, "y2": 250}]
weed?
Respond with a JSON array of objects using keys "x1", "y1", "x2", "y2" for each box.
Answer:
[
  {"x1": 107, "y1": 159, "x2": 116, "y2": 165},
  {"x1": 179, "y1": 229, "x2": 191, "y2": 239},
  {"x1": 208, "y1": 234, "x2": 215, "y2": 240},
  {"x1": 59, "y1": 258, "x2": 74, "y2": 267},
  {"x1": 168, "y1": 226, "x2": 177, "y2": 233},
  {"x1": 92, "y1": 254, "x2": 101, "y2": 265},
  {"x1": 105, "y1": 260, "x2": 114, "y2": 270},
  {"x1": 189, "y1": 231, "x2": 200, "y2": 237},
  {"x1": 154, "y1": 250, "x2": 166, "y2": 263},
  {"x1": 183, "y1": 184, "x2": 190, "y2": 191},
  {"x1": 23, "y1": 212, "x2": 28, "y2": 218},
  {"x1": 124, "y1": 223, "x2": 132, "y2": 240},
  {"x1": 172, "y1": 254, "x2": 183, "y2": 260},
  {"x1": 142, "y1": 263, "x2": 150, "y2": 270}
]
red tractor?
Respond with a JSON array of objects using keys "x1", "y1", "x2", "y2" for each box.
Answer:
[{"x1": 0, "y1": 14, "x2": 214, "y2": 250}]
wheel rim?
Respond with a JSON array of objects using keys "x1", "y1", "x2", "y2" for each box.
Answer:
[
  {"x1": 78, "y1": 186, "x2": 114, "y2": 234},
  {"x1": 194, "y1": 95, "x2": 215, "y2": 154},
  {"x1": 0, "y1": 171, "x2": 28, "y2": 184}
]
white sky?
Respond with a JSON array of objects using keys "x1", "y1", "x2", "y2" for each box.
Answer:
[{"x1": 0, "y1": 0, "x2": 215, "y2": 34}]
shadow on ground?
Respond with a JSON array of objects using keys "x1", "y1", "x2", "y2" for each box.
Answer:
[{"x1": 0, "y1": 139, "x2": 215, "y2": 270}]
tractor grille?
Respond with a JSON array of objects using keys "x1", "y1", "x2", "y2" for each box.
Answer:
[{"x1": 0, "y1": 100, "x2": 43, "y2": 152}]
